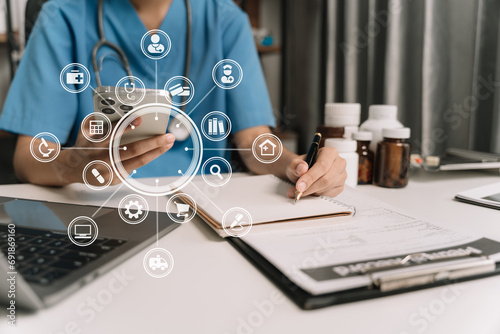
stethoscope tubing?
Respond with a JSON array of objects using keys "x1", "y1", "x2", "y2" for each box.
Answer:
[{"x1": 91, "y1": 0, "x2": 192, "y2": 88}]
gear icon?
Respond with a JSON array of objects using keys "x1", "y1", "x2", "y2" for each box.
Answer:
[{"x1": 124, "y1": 200, "x2": 143, "y2": 220}]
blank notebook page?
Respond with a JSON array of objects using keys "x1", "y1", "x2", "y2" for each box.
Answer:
[{"x1": 184, "y1": 174, "x2": 353, "y2": 226}]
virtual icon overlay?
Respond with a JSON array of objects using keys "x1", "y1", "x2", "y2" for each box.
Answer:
[
  {"x1": 82, "y1": 160, "x2": 113, "y2": 191},
  {"x1": 252, "y1": 133, "x2": 284, "y2": 164},
  {"x1": 41, "y1": 17, "x2": 252, "y2": 282},
  {"x1": 143, "y1": 248, "x2": 174, "y2": 278},
  {"x1": 109, "y1": 103, "x2": 203, "y2": 196},
  {"x1": 67, "y1": 216, "x2": 99, "y2": 247},
  {"x1": 30, "y1": 132, "x2": 61, "y2": 163},
  {"x1": 222, "y1": 207, "x2": 253, "y2": 238},
  {"x1": 212, "y1": 59, "x2": 243, "y2": 89},
  {"x1": 141, "y1": 29, "x2": 171, "y2": 60},
  {"x1": 168, "y1": 114, "x2": 193, "y2": 141},
  {"x1": 167, "y1": 194, "x2": 197, "y2": 224},
  {"x1": 201, "y1": 111, "x2": 232, "y2": 142},
  {"x1": 81, "y1": 113, "x2": 112, "y2": 143},
  {"x1": 60, "y1": 63, "x2": 91, "y2": 94},
  {"x1": 164, "y1": 76, "x2": 195, "y2": 107},
  {"x1": 115, "y1": 76, "x2": 147, "y2": 107},
  {"x1": 118, "y1": 194, "x2": 149, "y2": 225},
  {"x1": 201, "y1": 156, "x2": 232, "y2": 187}
]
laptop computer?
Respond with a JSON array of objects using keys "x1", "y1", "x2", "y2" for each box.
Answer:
[{"x1": 0, "y1": 196, "x2": 178, "y2": 310}]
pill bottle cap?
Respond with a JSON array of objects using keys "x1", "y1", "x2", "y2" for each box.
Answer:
[
  {"x1": 368, "y1": 105, "x2": 398, "y2": 120},
  {"x1": 324, "y1": 138, "x2": 357, "y2": 153},
  {"x1": 343, "y1": 126, "x2": 359, "y2": 139},
  {"x1": 352, "y1": 131, "x2": 373, "y2": 141},
  {"x1": 382, "y1": 127, "x2": 411, "y2": 139},
  {"x1": 324, "y1": 103, "x2": 361, "y2": 127}
]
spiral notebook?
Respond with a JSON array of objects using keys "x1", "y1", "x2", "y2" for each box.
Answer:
[{"x1": 180, "y1": 174, "x2": 355, "y2": 237}]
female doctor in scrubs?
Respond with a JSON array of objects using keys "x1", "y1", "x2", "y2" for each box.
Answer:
[{"x1": 0, "y1": 0, "x2": 347, "y2": 199}]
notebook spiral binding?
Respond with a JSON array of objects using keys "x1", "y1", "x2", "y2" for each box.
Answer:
[{"x1": 319, "y1": 195, "x2": 357, "y2": 216}]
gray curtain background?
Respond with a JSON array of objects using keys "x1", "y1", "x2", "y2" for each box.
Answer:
[{"x1": 284, "y1": 0, "x2": 500, "y2": 155}]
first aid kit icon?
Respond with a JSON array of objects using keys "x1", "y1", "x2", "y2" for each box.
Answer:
[{"x1": 66, "y1": 70, "x2": 84, "y2": 85}]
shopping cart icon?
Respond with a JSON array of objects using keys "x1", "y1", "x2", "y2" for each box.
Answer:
[{"x1": 174, "y1": 201, "x2": 190, "y2": 218}]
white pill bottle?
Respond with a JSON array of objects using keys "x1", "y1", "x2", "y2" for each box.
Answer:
[
  {"x1": 359, "y1": 105, "x2": 404, "y2": 153},
  {"x1": 324, "y1": 139, "x2": 359, "y2": 188}
]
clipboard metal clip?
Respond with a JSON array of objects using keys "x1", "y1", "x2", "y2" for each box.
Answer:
[
  {"x1": 358, "y1": 246, "x2": 496, "y2": 292},
  {"x1": 371, "y1": 258, "x2": 496, "y2": 292}
]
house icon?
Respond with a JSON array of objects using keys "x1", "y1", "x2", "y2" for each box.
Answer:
[{"x1": 259, "y1": 139, "x2": 277, "y2": 156}]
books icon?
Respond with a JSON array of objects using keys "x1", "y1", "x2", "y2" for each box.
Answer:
[
  {"x1": 208, "y1": 117, "x2": 225, "y2": 136},
  {"x1": 201, "y1": 111, "x2": 232, "y2": 141}
]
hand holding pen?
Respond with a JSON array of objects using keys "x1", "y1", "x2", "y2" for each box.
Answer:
[{"x1": 285, "y1": 133, "x2": 348, "y2": 202}]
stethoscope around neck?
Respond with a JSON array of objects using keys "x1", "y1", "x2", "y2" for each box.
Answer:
[{"x1": 91, "y1": 0, "x2": 193, "y2": 139}]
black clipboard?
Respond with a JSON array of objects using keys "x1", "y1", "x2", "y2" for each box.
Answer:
[{"x1": 228, "y1": 237, "x2": 500, "y2": 310}]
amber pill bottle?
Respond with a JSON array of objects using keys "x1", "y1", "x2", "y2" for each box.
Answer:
[
  {"x1": 353, "y1": 131, "x2": 374, "y2": 185},
  {"x1": 373, "y1": 128, "x2": 411, "y2": 188}
]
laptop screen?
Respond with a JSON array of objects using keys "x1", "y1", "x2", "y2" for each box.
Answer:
[
  {"x1": 0, "y1": 198, "x2": 112, "y2": 232},
  {"x1": 0, "y1": 200, "x2": 66, "y2": 231}
]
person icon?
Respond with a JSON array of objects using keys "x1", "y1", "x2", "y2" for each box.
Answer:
[
  {"x1": 147, "y1": 34, "x2": 165, "y2": 54},
  {"x1": 221, "y1": 64, "x2": 234, "y2": 84}
]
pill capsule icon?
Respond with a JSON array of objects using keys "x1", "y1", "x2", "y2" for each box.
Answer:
[{"x1": 91, "y1": 168, "x2": 105, "y2": 184}]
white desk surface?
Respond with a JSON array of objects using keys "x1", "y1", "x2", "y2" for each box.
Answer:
[{"x1": 1, "y1": 169, "x2": 500, "y2": 334}]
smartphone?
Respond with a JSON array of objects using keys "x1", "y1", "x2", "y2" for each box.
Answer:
[{"x1": 92, "y1": 86, "x2": 171, "y2": 145}]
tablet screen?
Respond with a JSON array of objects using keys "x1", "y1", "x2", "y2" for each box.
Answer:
[{"x1": 482, "y1": 193, "x2": 500, "y2": 203}]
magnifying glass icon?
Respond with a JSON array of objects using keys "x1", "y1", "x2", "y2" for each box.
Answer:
[{"x1": 210, "y1": 164, "x2": 223, "y2": 180}]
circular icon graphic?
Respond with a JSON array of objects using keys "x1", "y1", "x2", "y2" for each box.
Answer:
[
  {"x1": 141, "y1": 29, "x2": 171, "y2": 60},
  {"x1": 81, "y1": 113, "x2": 112, "y2": 143},
  {"x1": 82, "y1": 160, "x2": 113, "y2": 191},
  {"x1": 115, "y1": 76, "x2": 147, "y2": 107},
  {"x1": 118, "y1": 194, "x2": 149, "y2": 225},
  {"x1": 166, "y1": 194, "x2": 197, "y2": 224},
  {"x1": 222, "y1": 207, "x2": 253, "y2": 238},
  {"x1": 168, "y1": 114, "x2": 193, "y2": 141},
  {"x1": 212, "y1": 59, "x2": 243, "y2": 89},
  {"x1": 201, "y1": 111, "x2": 232, "y2": 141},
  {"x1": 30, "y1": 132, "x2": 61, "y2": 163},
  {"x1": 164, "y1": 76, "x2": 195, "y2": 107},
  {"x1": 60, "y1": 63, "x2": 91, "y2": 94},
  {"x1": 67, "y1": 216, "x2": 99, "y2": 247},
  {"x1": 109, "y1": 103, "x2": 203, "y2": 197},
  {"x1": 201, "y1": 157, "x2": 232, "y2": 187},
  {"x1": 251, "y1": 133, "x2": 284, "y2": 164},
  {"x1": 143, "y1": 248, "x2": 174, "y2": 278}
]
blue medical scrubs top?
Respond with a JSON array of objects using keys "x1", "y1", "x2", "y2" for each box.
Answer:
[{"x1": 0, "y1": 0, "x2": 275, "y2": 177}]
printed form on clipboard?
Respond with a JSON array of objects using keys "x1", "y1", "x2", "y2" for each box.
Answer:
[
  {"x1": 236, "y1": 187, "x2": 500, "y2": 309},
  {"x1": 178, "y1": 174, "x2": 500, "y2": 309},
  {"x1": 179, "y1": 174, "x2": 355, "y2": 238}
]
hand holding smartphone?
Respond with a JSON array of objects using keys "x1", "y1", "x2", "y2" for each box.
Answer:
[{"x1": 92, "y1": 86, "x2": 171, "y2": 145}]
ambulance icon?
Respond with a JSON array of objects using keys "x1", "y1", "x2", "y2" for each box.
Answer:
[{"x1": 149, "y1": 255, "x2": 169, "y2": 271}]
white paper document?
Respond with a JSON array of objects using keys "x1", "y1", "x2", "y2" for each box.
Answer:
[{"x1": 242, "y1": 187, "x2": 500, "y2": 295}]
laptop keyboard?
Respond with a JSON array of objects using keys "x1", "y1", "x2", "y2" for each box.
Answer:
[{"x1": 0, "y1": 226, "x2": 126, "y2": 286}]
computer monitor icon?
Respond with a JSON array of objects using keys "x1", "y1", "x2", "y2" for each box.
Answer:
[{"x1": 74, "y1": 225, "x2": 92, "y2": 239}]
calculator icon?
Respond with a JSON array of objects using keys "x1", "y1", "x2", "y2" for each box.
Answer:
[{"x1": 89, "y1": 120, "x2": 104, "y2": 135}]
